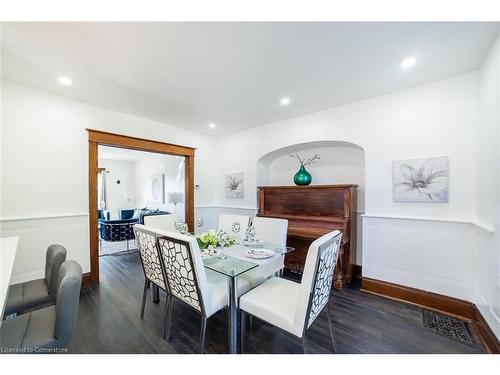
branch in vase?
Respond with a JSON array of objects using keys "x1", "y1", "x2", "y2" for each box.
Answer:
[{"x1": 302, "y1": 154, "x2": 321, "y2": 166}]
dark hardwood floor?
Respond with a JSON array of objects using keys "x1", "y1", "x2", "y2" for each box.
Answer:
[{"x1": 69, "y1": 252, "x2": 485, "y2": 354}]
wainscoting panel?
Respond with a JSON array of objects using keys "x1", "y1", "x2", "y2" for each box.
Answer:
[
  {"x1": 0, "y1": 214, "x2": 90, "y2": 283},
  {"x1": 471, "y1": 224, "x2": 500, "y2": 341},
  {"x1": 362, "y1": 215, "x2": 474, "y2": 302}
]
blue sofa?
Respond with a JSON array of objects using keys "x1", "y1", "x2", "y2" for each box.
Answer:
[{"x1": 137, "y1": 208, "x2": 170, "y2": 224}]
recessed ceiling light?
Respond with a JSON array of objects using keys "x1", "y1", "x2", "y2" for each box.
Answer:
[
  {"x1": 208, "y1": 122, "x2": 216, "y2": 129},
  {"x1": 58, "y1": 76, "x2": 72, "y2": 86},
  {"x1": 401, "y1": 56, "x2": 417, "y2": 70},
  {"x1": 280, "y1": 97, "x2": 291, "y2": 106}
]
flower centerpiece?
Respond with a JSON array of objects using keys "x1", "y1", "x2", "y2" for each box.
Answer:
[{"x1": 196, "y1": 229, "x2": 237, "y2": 249}]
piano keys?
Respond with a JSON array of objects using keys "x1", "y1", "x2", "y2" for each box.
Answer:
[{"x1": 257, "y1": 184, "x2": 357, "y2": 290}]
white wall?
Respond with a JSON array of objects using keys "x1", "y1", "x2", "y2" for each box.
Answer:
[
  {"x1": 98, "y1": 159, "x2": 136, "y2": 219},
  {"x1": 214, "y1": 72, "x2": 479, "y2": 302},
  {"x1": 474, "y1": 34, "x2": 500, "y2": 339},
  {"x1": 134, "y1": 154, "x2": 185, "y2": 219},
  {"x1": 215, "y1": 73, "x2": 477, "y2": 220},
  {"x1": 0, "y1": 79, "x2": 217, "y2": 282}
]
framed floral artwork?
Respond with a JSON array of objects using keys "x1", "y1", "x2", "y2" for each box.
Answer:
[
  {"x1": 392, "y1": 157, "x2": 449, "y2": 203},
  {"x1": 225, "y1": 172, "x2": 244, "y2": 198}
]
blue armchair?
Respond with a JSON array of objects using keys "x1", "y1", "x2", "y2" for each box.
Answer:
[
  {"x1": 99, "y1": 218, "x2": 139, "y2": 252},
  {"x1": 119, "y1": 209, "x2": 136, "y2": 220}
]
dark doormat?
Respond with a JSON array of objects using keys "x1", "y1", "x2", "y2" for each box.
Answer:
[{"x1": 422, "y1": 310, "x2": 476, "y2": 346}]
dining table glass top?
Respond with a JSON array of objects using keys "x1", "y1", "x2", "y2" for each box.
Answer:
[
  {"x1": 202, "y1": 241, "x2": 294, "y2": 278},
  {"x1": 203, "y1": 255, "x2": 259, "y2": 277},
  {"x1": 241, "y1": 241, "x2": 295, "y2": 255}
]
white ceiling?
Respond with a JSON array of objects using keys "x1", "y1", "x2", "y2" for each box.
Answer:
[{"x1": 2, "y1": 22, "x2": 499, "y2": 135}]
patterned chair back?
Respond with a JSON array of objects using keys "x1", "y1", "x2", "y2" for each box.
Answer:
[
  {"x1": 218, "y1": 214, "x2": 250, "y2": 239},
  {"x1": 134, "y1": 224, "x2": 166, "y2": 290},
  {"x1": 156, "y1": 234, "x2": 206, "y2": 315},
  {"x1": 295, "y1": 230, "x2": 342, "y2": 336}
]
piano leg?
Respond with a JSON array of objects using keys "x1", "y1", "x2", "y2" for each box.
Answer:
[{"x1": 333, "y1": 246, "x2": 345, "y2": 290}]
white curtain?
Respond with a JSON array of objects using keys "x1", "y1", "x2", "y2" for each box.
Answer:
[{"x1": 98, "y1": 170, "x2": 107, "y2": 210}]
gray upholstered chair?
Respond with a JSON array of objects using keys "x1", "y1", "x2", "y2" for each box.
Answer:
[
  {"x1": 0, "y1": 260, "x2": 83, "y2": 351},
  {"x1": 4, "y1": 244, "x2": 67, "y2": 316}
]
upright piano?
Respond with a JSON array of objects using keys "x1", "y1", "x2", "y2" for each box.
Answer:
[{"x1": 257, "y1": 184, "x2": 357, "y2": 290}]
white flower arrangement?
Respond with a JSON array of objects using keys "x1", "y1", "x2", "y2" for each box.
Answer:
[{"x1": 196, "y1": 229, "x2": 236, "y2": 249}]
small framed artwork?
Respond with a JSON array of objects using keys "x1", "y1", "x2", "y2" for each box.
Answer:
[
  {"x1": 225, "y1": 172, "x2": 244, "y2": 198},
  {"x1": 392, "y1": 156, "x2": 449, "y2": 203},
  {"x1": 151, "y1": 174, "x2": 165, "y2": 203}
]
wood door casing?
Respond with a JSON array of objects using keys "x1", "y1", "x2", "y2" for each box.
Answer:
[{"x1": 87, "y1": 129, "x2": 196, "y2": 285}]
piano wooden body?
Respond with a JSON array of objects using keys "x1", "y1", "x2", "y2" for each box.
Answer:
[{"x1": 257, "y1": 184, "x2": 357, "y2": 290}]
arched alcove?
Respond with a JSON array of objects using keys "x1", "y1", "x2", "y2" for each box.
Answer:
[
  {"x1": 257, "y1": 140, "x2": 365, "y2": 211},
  {"x1": 257, "y1": 140, "x2": 365, "y2": 264}
]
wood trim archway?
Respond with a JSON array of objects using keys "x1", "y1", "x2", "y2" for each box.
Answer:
[{"x1": 87, "y1": 129, "x2": 195, "y2": 285}]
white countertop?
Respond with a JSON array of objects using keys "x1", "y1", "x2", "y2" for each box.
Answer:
[{"x1": 1, "y1": 236, "x2": 19, "y2": 324}]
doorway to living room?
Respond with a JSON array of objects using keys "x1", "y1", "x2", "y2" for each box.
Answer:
[
  {"x1": 97, "y1": 145, "x2": 186, "y2": 256},
  {"x1": 87, "y1": 129, "x2": 195, "y2": 285}
]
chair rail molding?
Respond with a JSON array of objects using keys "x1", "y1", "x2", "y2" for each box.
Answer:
[
  {"x1": 362, "y1": 213, "x2": 495, "y2": 233},
  {"x1": 0, "y1": 213, "x2": 89, "y2": 222}
]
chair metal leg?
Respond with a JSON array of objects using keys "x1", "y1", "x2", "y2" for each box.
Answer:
[
  {"x1": 302, "y1": 333, "x2": 308, "y2": 354},
  {"x1": 240, "y1": 310, "x2": 246, "y2": 353},
  {"x1": 249, "y1": 314, "x2": 254, "y2": 330},
  {"x1": 153, "y1": 284, "x2": 160, "y2": 303},
  {"x1": 140, "y1": 280, "x2": 148, "y2": 318},
  {"x1": 127, "y1": 240, "x2": 130, "y2": 253},
  {"x1": 162, "y1": 295, "x2": 171, "y2": 339},
  {"x1": 199, "y1": 316, "x2": 207, "y2": 354},
  {"x1": 326, "y1": 304, "x2": 337, "y2": 353},
  {"x1": 165, "y1": 298, "x2": 175, "y2": 341}
]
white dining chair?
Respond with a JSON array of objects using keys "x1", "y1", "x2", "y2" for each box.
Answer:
[
  {"x1": 155, "y1": 229, "x2": 254, "y2": 353},
  {"x1": 251, "y1": 216, "x2": 288, "y2": 246},
  {"x1": 133, "y1": 225, "x2": 170, "y2": 338},
  {"x1": 239, "y1": 230, "x2": 342, "y2": 353},
  {"x1": 218, "y1": 214, "x2": 250, "y2": 238},
  {"x1": 144, "y1": 213, "x2": 179, "y2": 232}
]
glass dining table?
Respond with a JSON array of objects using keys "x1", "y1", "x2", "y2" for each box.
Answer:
[
  {"x1": 149, "y1": 239, "x2": 294, "y2": 353},
  {"x1": 203, "y1": 241, "x2": 294, "y2": 354}
]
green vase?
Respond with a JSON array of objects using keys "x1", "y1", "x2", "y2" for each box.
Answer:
[{"x1": 293, "y1": 164, "x2": 312, "y2": 186}]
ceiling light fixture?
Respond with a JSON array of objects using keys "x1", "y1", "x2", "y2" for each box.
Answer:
[
  {"x1": 208, "y1": 122, "x2": 216, "y2": 129},
  {"x1": 401, "y1": 56, "x2": 417, "y2": 70},
  {"x1": 58, "y1": 76, "x2": 73, "y2": 86},
  {"x1": 280, "y1": 97, "x2": 291, "y2": 106}
]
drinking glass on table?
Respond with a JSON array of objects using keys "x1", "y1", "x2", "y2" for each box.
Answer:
[{"x1": 216, "y1": 230, "x2": 229, "y2": 259}]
